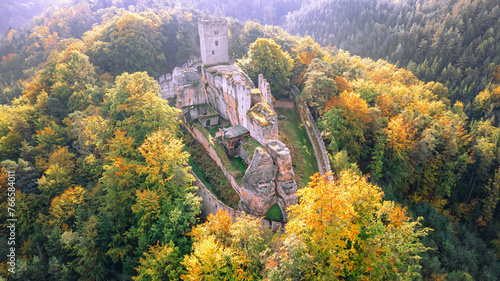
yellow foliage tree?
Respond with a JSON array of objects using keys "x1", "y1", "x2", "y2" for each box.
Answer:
[
  {"x1": 137, "y1": 128, "x2": 190, "y2": 186},
  {"x1": 385, "y1": 114, "x2": 416, "y2": 161},
  {"x1": 183, "y1": 211, "x2": 267, "y2": 280},
  {"x1": 272, "y1": 172, "x2": 430, "y2": 280},
  {"x1": 49, "y1": 185, "x2": 86, "y2": 230}
]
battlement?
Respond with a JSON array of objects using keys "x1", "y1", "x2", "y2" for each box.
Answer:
[
  {"x1": 198, "y1": 19, "x2": 228, "y2": 30},
  {"x1": 158, "y1": 56, "x2": 202, "y2": 99}
]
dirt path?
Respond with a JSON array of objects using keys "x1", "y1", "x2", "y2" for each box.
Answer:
[{"x1": 274, "y1": 100, "x2": 295, "y2": 109}]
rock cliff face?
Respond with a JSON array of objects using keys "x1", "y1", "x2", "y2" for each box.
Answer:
[
  {"x1": 266, "y1": 140, "x2": 298, "y2": 209},
  {"x1": 239, "y1": 140, "x2": 298, "y2": 221}
]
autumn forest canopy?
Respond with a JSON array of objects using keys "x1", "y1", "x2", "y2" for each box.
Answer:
[{"x1": 1, "y1": 0, "x2": 500, "y2": 280}]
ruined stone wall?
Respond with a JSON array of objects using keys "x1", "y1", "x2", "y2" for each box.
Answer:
[
  {"x1": 245, "y1": 115, "x2": 279, "y2": 146},
  {"x1": 176, "y1": 83, "x2": 206, "y2": 109},
  {"x1": 202, "y1": 66, "x2": 253, "y2": 126},
  {"x1": 193, "y1": 172, "x2": 286, "y2": 233},
  {"x1": 296, "y1": 99, "x2": 333, "y2": 180},
  {"x1": 202, "y1": 65, "x2": 278, "y2": 145},
  {"x1": 186, "y1": 124, "x2": 243, "y2": 195},
  {"x1": 258, "y1": 74, "x2": 273, "y2": 108},
  {"x1": 158, "y1": 56, "x2": 202, "y2": 99},
  {"x1": 186, "y1": 123, "x2": 289, "y2": 230}
]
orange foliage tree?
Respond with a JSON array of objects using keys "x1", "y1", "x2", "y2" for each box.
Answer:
[
  {"x1": 321, "y1": 91, "x2": 373, "y2": 160},
  {"x1": 291, "y1": 36, "x2": 327, "y2": 86}
]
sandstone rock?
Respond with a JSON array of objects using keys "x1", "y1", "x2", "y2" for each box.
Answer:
[
  {"x1": 237, "y1": 143, "x2": 252, "y2": 166},
  {"x1": 241, "y1": 147, "x2": 277, "y2": 195},
  {"x1": 266, "y1": 140, "x2": 295, "y2": 182},
  {"x1": 239, "y1": 148, "x2": 278, "y2": 216},
  {"x1": 277, "y1": 180, "x2": 298, "y2": 197},
  {"x1": 238, "y1": 141, "x2": 298, "y2": 221}
]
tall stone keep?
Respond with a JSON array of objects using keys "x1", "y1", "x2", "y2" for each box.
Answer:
[{"x1": 198, "y1": 18, "x2": 229, "y2": 65}]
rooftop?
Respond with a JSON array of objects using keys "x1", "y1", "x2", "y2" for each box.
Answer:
[{"x1": 223, "y1": 125, "x2": 250, "y2": 140}]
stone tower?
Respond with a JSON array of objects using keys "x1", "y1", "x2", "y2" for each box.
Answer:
[{"x1": 198, "y1": 18, "x2": 229, "y2": 65}]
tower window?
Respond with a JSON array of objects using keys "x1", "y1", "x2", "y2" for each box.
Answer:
[
  {"x1": 214, "y1": 31, "x2": 218, "y2": 35},
  {"x1": 212, "y1": 50, "x2": 215, "y2": 55},
  {"x1": 215, "y1": 40, "x2": 218, "y2": 46}
]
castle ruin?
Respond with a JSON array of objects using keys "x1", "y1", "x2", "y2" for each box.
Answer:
[{"x1": 159, "y1": 18, "x2": 298, "y2": 222}]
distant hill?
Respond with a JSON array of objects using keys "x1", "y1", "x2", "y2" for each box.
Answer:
[
  {"x1": 0, "y1": 0, "x2": 71, "y2": 37},
  {"x1": 284, "y1": 0, "x2": 500, "y2": 103}
]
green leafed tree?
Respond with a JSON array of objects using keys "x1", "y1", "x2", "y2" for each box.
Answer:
[
  {"x1": 239, "y1": 38, "x2": 293, "y2": 98},
  {"x1": 89, "y1": 12, "x2": 167, "y2": 78}
]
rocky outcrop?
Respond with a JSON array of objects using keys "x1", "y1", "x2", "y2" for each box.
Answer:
[
  {"x1": 247, "y1": 102, "x2": 279, "y2": 145},
  {"x1": 239, "y1": 148, "x2": 277, "y2": 217},
  {"x1": 239, "y1": 140, "x2": 298, "y2": 221},
  {"x1": 266, "y1": 140, "x2": 298, "y2": 209}
]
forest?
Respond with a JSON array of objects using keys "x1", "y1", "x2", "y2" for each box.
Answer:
[{"x1": 1, "y1": 0, "x2": 500, "y2": 280}]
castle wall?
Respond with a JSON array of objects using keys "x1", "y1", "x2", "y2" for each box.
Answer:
[
  {"x1": 202, "y1": 65, "x2": 278, "y2": 145},
  {"x1": 158, "y1": 56, "x2": 202, "y2": 99},
  {"x1": 186, "y1": 124, "x2": 243, "y2": 195},
  {"x1": 245, "y1": 117, "x2": 278, "y2": 146},
  {"x1": 176, "y1": 84, "x2": 206, "y2": 109},
  {"x1": 297, "y1": 98, "x2": 333, "y2": 180},
  {"x1": 258, "y1": 74, "x2": 273, "y2": 108},
  {"x1": 193, "y1": 171, "x2": 286, "y2": 233}
]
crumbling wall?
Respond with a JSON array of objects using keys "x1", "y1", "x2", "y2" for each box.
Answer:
[
  {"x1": 158, "y1": 56, "x2": 202, "y2": 99},
  {"x1": 297, "y1": 98, "x2": 333, "y2": 180},
  {"x1": 202, "y1": 65, "x2": 278, "y2": 145},
  {"x1": 246, "y1": 102, "x2": 279, "y2": 144},
  {"x1": 186, "y1": 124, "x2": 243, "y2": 195},
  {"x1": 202, "y1": 65, "x2": 253, "y2": 126},
  {"x1": 258, "y1": 74, "x2": 273, "y2": 108},
  {"x1": 176, "y1": 83, "x2": 206, "y2": 109},
  {"x1": 193, "y1": 172, "x2": 286, "y2": 232},
  {"x1": 238, "y1": 140, "x2": 298, "y2": 222}
]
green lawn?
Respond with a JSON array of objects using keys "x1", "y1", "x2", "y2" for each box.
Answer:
[
  {"x1": 206, "y1": 126, "x2": 223, "y2": 137},
  {"x1": 265, "y1": 204, "x2": 284, "y2": 222},
  {"x1": 242, "y1": 138, "x2": 262, "y2": 159},
  {"x1": 275, "y1": 107, "x2": 319, "y2": 187},
  {"x1": 231, "y1": 157, "x2": 247, "y2": 175}
]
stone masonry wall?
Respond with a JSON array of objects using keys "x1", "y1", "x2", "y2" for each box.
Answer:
[
  {"x1": 193, "y1": 172, "x2": 286, "y2": 232},
  {"x1": 258, "y1": 74, "x2": 273, "y2": 109},
  {"x1": 296, "y1": 98, "x2": 333, "y2": 180},
  {"x1": 185, "y1": 124, "x2": 243, "y2": 195},
  {"x1": 158, "y1": 56, "x2": 202, "y2": 99},
  {"x1": 202, "y1": 65, "x2": 278, "y2": 145},
  {"x1": 187, "y1": 124, "x2": 287, "y2": 232}
]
